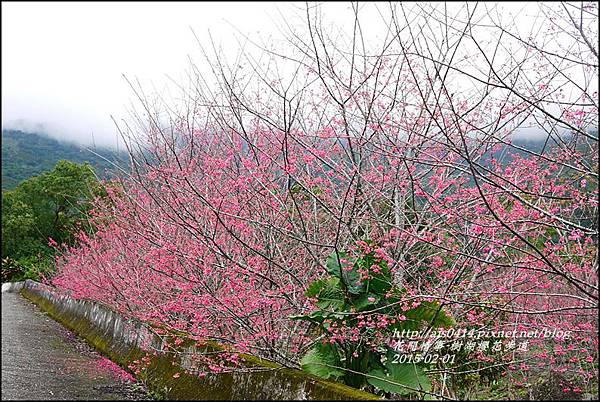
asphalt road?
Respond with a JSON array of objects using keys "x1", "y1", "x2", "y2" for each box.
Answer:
[{"x1": 1, "y1": 291, "x2": 148, "y2": 400}]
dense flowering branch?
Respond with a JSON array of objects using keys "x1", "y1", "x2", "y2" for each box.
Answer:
[{"x1": 53, "y1": 1, "x2": 597, "y2": 398}]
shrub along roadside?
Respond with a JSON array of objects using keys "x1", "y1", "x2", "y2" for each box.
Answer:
[{"x1": 292, "y1": 241, "x2": 454, "y2": 397}]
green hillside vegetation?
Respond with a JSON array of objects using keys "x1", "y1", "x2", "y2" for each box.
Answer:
[
  {"x1": 2, "y1": 160, "x2": 105, "y2": 282},
  {"x1": 2, "y1": 129, "x2": 128, "y2": 190}
]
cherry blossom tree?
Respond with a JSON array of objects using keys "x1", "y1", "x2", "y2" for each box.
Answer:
[{"x1": 53, "y1": 2, "x2": 597, "y2": 398}]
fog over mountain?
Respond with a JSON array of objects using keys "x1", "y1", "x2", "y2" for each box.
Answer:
[
  {"x1": 2, "y1": 2, "x2": 593, "y2": 148},
  {"x1": 2, "y1": 2, "x2": 298, "y2": 148}
]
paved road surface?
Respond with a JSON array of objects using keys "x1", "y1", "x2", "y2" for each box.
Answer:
[{"x1": 1, "y1": 291, "x2": 147, "y2": 400}]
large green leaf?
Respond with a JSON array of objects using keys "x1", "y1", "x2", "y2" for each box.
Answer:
[
  {"x1": 341, "y1": 263, "x2": 364, "y2": 295},
  {"x1": 404, "y1": 301, "x2": 454, "y2": 328},
  {"x1": 305, "y1": 277, "x2": 345, "y2": 310},
  {"x1": 358, "y1": 252, "x2": 392, "y2": 295},
  {"x1": 326, "y1": 251, "x2": 346, "y2": 278},
  {"x1": 368, "y1": 268, "x2": 393, "y2": 294},
  {"x1": 300, "y1": 343, "x2": 345, "y2": 380},
  {"x1": 351, "y1": 293, "x2": 380, "y2": 311},
  {"x1": 289, "y1": 309, "x2": 332, "y2": 324},
  {"x1": 327, "y1": 251, "x2": 364, "y2": 294},
  {"x1": 305, "y1": 278, "x2": 328, "y2": 298},
  {"x1": 367, "y1": 363, "x2": 431, "y2": 395}
]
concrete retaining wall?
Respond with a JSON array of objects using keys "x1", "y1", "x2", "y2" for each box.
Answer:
[
  {"x1": 1, "y1": 281, "x2": 25, "y2": 293},
  {"x1": 7, "y1": 280, "x2": 379, "y2": 400}
]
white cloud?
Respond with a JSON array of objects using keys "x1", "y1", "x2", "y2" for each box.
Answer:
[
  {"x1": 2, "y1": 2, "x2": 596, "y2": 148},
  {"x1": 1, "y1": 2, "x2": 302, "y2": 147}
]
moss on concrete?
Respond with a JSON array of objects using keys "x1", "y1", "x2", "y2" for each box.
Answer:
[{"x1": 19, "y1": 282, "x2": 380, "y2": 400}]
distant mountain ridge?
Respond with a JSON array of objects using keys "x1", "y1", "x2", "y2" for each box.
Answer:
[
  {"x1": 3, "y1": 128, "x2": 595, "y2": 191},
  {"x1": 2, "y1": 130, "x2": 128, "y2": 190}
]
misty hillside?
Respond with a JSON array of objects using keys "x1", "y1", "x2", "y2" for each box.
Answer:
[
  {"x1": 3, "y1": 129, "x2": 595, "y2": 191},
  {"x1": 2, "y1": 130, "x2": 128, "y2": 190}
]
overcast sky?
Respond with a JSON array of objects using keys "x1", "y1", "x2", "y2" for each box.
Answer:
[
  {"x1": 2, "y1": 2, "x2": 323, "y2": 148},
  {"x1": 2, "y1": 2, "x2": 595, "y2": 149}
]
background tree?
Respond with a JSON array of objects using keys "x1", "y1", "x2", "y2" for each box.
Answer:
[{"x1": 2, "y1": 160, "x2": 100, "y2": 281}]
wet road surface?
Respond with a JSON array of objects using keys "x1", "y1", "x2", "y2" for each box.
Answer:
[{"x1": 1, "y1": 291, "x2": 148, "y2": 400}]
